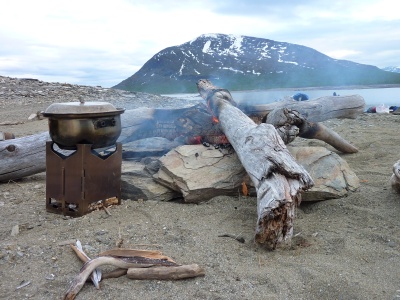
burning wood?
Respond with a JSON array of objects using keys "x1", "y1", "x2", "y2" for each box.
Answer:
[{"x1": 197, "y1": 79, "x2": 314, "y2": 249}]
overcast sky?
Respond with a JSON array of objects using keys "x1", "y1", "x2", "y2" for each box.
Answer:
[{"x1": 1, "y1": 0, "x2": 399, "y2": 88}]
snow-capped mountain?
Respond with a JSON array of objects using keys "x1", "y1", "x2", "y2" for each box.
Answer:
[
  {"x1": 114, "y1": 33, "x2": 400, "y2": 94},
  {"x1": 382, "y1": 66, "x2": 400, "y2": 73}
]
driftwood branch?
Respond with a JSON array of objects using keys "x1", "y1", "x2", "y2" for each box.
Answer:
[
  {"x1": 265, "y1": 107, "x2": 358, "y2": 153},
  {"x1": 65, "y1": 246, "x2": 204, "y2": 300},
  {"x1": 64, "y1": 250, "x2": 178, "y2": 300},
  {"x1": 298, "y1": 121, "x2": 358, "y2": 153},
  {"x1": 69, "y1": 242, "x2": 101, "y2": 289},
  {"x1": 126, "y1": 264, "x2": 205, "y2": 280},
  {"x1": 0, "y1": 94, "x2": 364, "y2": 182},
  {"x1": 197, "y1": 79, "x2": 314, "y2": 249}
]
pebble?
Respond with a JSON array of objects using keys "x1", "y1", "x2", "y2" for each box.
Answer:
[
  {"x1": 95, "y1": 236, "x2": 109, "y2": 244},
  {"x1": 45, "y1": 274, "x2": 55, "y2": 280},
  {"x1": 10, "y1": 224, "x2": 19, "y2": 236},
  {"x1": 96, "y1": 230, "x2": 107, "y2": 236}
]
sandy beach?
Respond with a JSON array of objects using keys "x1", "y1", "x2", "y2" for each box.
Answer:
[{"x1": 0, "y1": 78, "x2": 399, "y2": 299}]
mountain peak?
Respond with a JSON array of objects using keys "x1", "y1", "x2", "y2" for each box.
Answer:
[{"x1": 113, "y1": 33, "x2": 400, "y2": 94}]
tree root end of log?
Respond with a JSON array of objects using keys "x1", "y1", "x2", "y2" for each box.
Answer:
[{"x1": 255, "y1": 196, "x2": 300, "y2": 250}]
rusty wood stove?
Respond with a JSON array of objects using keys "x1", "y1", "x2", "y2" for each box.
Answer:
[{"x1": 46, "y1": 142, "x2": 122, "y2": 217}]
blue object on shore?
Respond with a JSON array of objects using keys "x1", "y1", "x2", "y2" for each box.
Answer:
[{"x1": 292, "y1": 93, "x2": 309, "y2": 101}]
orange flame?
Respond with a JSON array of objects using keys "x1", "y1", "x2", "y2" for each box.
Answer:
[
  {"x1": 207, "y1": 99, "x2": 219, "y2": 123},
  {"x1": 212, "y1": 116, "x2": 219, "y2": 123},
  {"x1": 241, "y1": 182, "x2": 248, "y2": 196}
]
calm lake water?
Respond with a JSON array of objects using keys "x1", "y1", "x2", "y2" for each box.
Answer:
[{"x1": 166, "y1": 86, "x2": 400, "y2": 110}]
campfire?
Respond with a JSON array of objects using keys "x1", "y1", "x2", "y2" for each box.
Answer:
[
  {"x1": 0, "y1": 79, "x2": 365, "y2": 250},
  {"x1": 0, "y1": 79, "x2": 370, "y2": 298}
]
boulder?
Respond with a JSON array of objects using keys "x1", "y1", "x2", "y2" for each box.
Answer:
[
  {"x1": 153, "y1": 144, "x2": 247, "y2": 203},
  {"x1": 121, "y1": 158, "x2": 181, "y2": 201},
  {"x1": 288, "y1": 146, "x2": 360, "y2": 201}
]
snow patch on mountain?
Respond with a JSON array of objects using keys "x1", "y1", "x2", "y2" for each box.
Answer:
[{"x1": 382, "y1": 66, "x2": 400, "y2": 73}]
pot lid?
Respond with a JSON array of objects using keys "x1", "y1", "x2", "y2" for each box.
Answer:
[{"x1": 44, "y1": 100, "x2": 123, "y2": 115}]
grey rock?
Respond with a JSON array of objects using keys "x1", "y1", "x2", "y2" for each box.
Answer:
[
  {"x1": 10, "y1": 224, "x2": 19, "y2": 236},
  {"x1": 121, "y1": 160, "x2": 181, "y2": 201},
  {"x1": 120, "y1": 145, "x2": 359, "y2": 203},
  {"x1": 153, "y1": 144, "x2": 247, "y2": 203},
  {"x1": 288, "y1": 146, "x2": 360, "y2": 201}
]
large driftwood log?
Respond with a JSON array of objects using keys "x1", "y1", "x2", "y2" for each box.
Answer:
[
  {"x1": 0, "y1": 95, "x2": 364, "y2": 182},
  {"x1": 197, "y1": 79, "x2": 314, "y2": 249},
  {"x1": 241, "y1": 94, "x2": 365, "y2": 123},
  {"x1": 0, "y1": 132, "x2": 50, "y2": 181}
]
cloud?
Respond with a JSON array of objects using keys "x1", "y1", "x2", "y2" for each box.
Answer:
[{"x1": 0, "y1": 0, "x2": 399, "y2": 87}]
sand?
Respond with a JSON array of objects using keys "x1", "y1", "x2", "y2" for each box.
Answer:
[{"x1": 0, "y1": 94, "x2": 400, "y2": 299}]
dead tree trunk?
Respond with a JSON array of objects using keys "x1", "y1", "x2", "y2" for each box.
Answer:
[{"x1": 197, "y1": 79, "x2": 314, "y2": 249}]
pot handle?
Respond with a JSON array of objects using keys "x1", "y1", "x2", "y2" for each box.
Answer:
[{"x1": 93, "y1": 117, "x2": 117, "y2": 129}]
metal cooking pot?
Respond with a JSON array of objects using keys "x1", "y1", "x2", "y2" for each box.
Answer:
[{"x1": 42, "y1": 100, "x2": 125, "y2": 150}]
